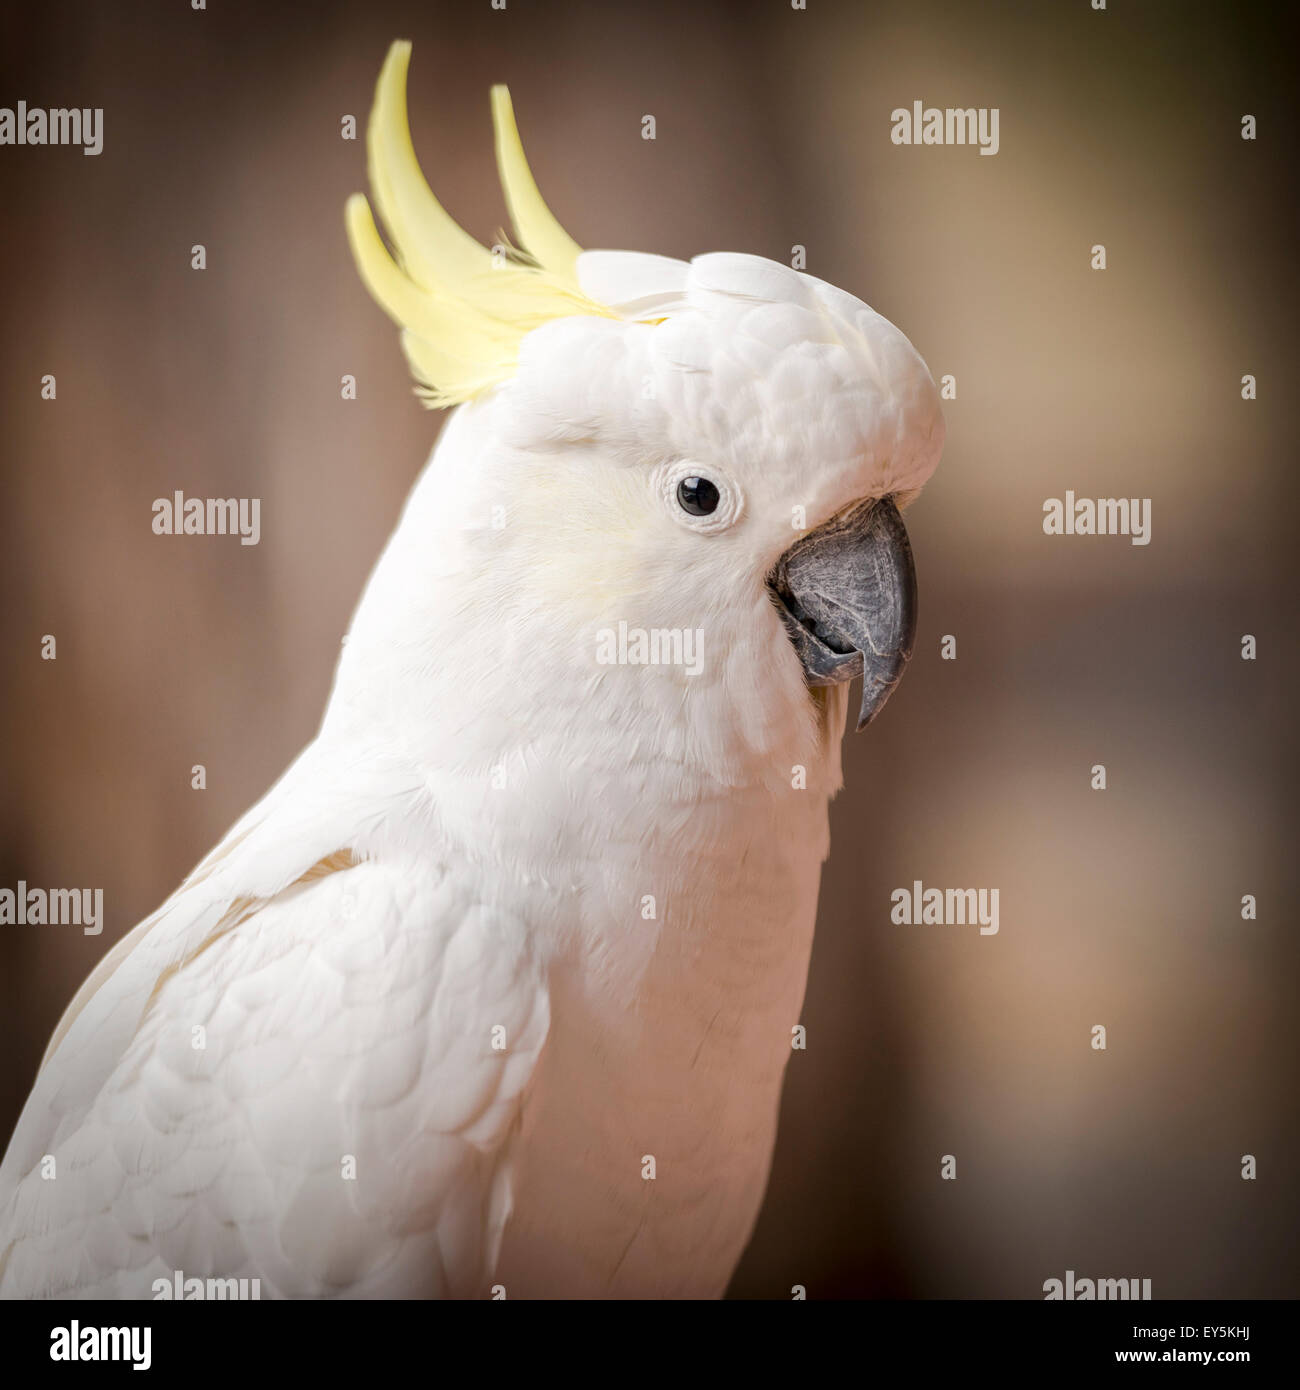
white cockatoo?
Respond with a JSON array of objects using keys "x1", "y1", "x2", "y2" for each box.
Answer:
[{"x1": 0, "y1": 41, "x2": 943, "y2": 1299}]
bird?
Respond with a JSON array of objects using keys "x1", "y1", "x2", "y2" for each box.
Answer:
[{"x1": 0, "y1": 39, "x2": 943, "y2": 1299}]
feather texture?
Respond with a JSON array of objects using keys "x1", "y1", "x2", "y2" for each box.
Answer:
[{"x1": 0, "y1": 745, "x2": 550, "y2": 1298}]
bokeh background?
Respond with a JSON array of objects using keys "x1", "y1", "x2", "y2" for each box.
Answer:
[{"x1": 1, "y1": 0, "x2": 1295, "y2": 1298}]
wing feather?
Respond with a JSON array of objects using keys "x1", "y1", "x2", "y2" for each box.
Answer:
[{"x1": 0, "y1": 740, "x2": 550, "y2": 1299}]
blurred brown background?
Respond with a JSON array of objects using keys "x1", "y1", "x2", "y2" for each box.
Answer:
[{"x1": 1, "y1": 0, "x2": 1295, "y2": 1297}]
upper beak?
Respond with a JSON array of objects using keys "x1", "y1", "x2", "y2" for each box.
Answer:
[{"x1": 768, "y1": 496, "x2": 918, "y2": 732}]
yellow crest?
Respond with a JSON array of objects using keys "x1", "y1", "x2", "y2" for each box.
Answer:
[{"x1": 345, "y1": 41, "x2": 617, "y2": 408}]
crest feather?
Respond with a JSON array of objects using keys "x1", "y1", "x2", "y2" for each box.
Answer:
[
  {"x1": 490, "y1": 85, "x2": 583, "y2": 282},
  {"x1": 346, "y1": 40, "x2": 616, "y2": 409}
]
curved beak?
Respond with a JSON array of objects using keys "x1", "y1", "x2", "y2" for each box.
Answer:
[{"x1": 768, "y1": 497, "x2": 918, "y2": 732}]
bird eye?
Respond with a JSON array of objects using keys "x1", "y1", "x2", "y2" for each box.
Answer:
[
  {"x1": 676, "y1": 476, "x2": 720, "y2": 517},
  {"x1": 657, "y1": 462, "x2": 742, "y2": 533}
]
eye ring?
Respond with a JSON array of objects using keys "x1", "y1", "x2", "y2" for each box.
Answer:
[{"x1": 655, "y1": 461, "x2": 743, "y2": 534}]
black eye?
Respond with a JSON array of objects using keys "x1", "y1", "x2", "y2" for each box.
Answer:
[{"x1": 676, "y1": 476, "x2": 720, "y2": 517}]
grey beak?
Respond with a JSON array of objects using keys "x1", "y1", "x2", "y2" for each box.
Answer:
[{"x1": 769, "y1": 496, "x2": 918, "y2": 732}]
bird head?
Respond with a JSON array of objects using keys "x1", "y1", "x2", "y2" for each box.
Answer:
[{"x1": 342, "y1": 42, "x2": 943, "y2": 780}]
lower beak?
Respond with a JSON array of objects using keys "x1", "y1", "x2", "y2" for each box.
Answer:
[{"x1": 768, "y1": 496, "x2": 918, "y2": 732}]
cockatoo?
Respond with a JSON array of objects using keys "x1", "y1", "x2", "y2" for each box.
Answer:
[{"x1": 0, "y1": 41, "x2": 942, "y2": 1299}]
